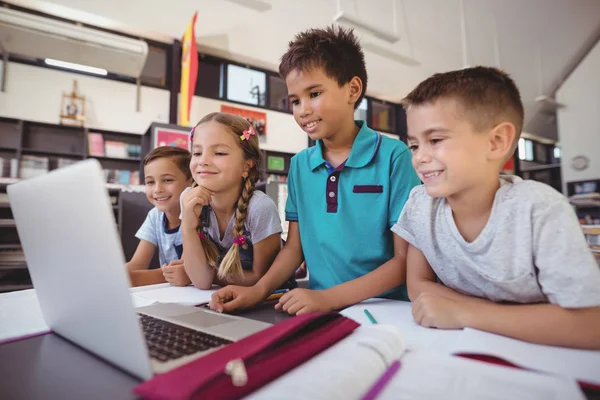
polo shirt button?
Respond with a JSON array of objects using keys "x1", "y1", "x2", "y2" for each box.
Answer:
[
  {"x1": 330, "y1": 176, "x2": 336, "y2": 182},
  {"x1": 328, "y1": 191, "x2": 335, "y2": 198}
]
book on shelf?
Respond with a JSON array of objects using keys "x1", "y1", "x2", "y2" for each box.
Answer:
[
  {"x1": 19, "y1": 156, "x2": 49, "y2": 179},
  {"x1": 88, "y1": 133, "x2": 105, "y2": 156},
  {"x1": 104, "y1": 141, "x2": 128, "y2": 159},
  {"x1": 103, "y1": 169, "x2": 140, "y2": 185},
  {"x1": 0, "y1": 157, "x2": 19, "y2": 179}
]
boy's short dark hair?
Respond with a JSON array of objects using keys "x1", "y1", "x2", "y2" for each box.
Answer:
[
  {"x1": 143, "y1": 146, "x2": 192, "y2": 181},
  {"x1": 279, "y1": 25, "x2": 367, "y2": 109},
  {"x1": 402, "y1": 66, "x2": 524, "y2": 149}
]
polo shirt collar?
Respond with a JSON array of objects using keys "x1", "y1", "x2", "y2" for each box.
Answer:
[{"x1": 308, "y1": 120, "x2": 381, "y2": 171}]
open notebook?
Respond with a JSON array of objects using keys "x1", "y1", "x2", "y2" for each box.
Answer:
[
  {"x1": 340, "y1": 299, "x2": 600, "y2": 388},
  {"x1": 248, "y1": 325, "x2": 584, "y2": 400}
]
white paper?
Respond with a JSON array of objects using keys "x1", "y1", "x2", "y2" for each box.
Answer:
[
  {"x1": 132, "y1": 285, "x2": 217, "y2": 306},
  {"x1": 450, "y1": 328, "x2": 600, "y2": 386},
  {"x1": 248, "y1": 325, "x2": 406, "y2": 400},
  {"x1": 340, "y1": 299, "x2": 463, "y2": 353},
  {"x1": 0, "y1": 289, "x2": 49, "y2": 342},
  {"x1": 376, "y1": 351, "x2": 584, "y2": 400},
  {"x1": 130, "y1": 294, "x2": 158, "y2": 308}
]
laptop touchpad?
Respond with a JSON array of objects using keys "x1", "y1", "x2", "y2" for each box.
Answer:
[{"x1": 170, "y1": 311, "x2": 236, "y2": 328}]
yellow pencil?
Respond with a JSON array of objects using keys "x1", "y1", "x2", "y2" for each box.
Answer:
[{"x1": 265, "y1": 292, "x2": 285, "y2": 302}]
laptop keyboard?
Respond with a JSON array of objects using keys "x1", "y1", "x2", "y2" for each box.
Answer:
[{"x1": 138, "y1": 313, "x2": 233, "y2": 362}]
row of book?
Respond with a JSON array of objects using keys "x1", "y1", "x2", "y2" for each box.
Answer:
[
  {"x1": 88, "y1": 133, "x2": 142, "y2": 159},
  {"x1": 267, "y1": 174, "x2": 288, "y2": 183},
  {"x1": 104, "y1": 169, "x2": 141, "y2": 185},
  {"x1": 0, "y1": 157, "x2": 18, "y2": 179}
]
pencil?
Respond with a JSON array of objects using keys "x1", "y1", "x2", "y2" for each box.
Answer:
[
  {"x1": 364, "y1": 308, "x2": 378, "y2": 324},
  {"x1": 265, "y1": 293, "x2": 285, "y2": 301}
]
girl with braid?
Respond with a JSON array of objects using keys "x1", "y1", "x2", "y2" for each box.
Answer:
[{"x1": 173, "y1": 112, "x2": 284, "y2": 289}]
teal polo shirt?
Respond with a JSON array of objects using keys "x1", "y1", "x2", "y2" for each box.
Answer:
[{"x1": 285, "y1": 121, "x2": 421, "y2": 300}]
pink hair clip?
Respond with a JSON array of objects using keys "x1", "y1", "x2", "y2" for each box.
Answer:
[
  {"x1": 233, "y1": 236, "x2": 246, "y2": 246},
  {"x1": 240, "y1": 126, "x2": 256, "y2": 141},
  {"x1": 198, "y1": 232, "x2": 206, "y2": 240},
  {"x1": 189, "y1": 127, "x2": 196, "y2": 145}
]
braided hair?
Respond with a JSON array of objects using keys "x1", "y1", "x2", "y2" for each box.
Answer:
[{"x1": 191, "y1": 112, "x2": 261, "y2": 280}]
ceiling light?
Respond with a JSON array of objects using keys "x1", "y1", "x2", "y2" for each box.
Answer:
[
  {"x1": 333, "y1": 11, "x2": 400, "y2": 44},
  {"x1": 361, "y1": 42, "x2": 420, "y2": 66},
  {"x1": 44, "y1": 58, "x2": 108, "y2": 76},
  {"x1": 224, "y1": 0, "x2": 272, "y2": 12}
]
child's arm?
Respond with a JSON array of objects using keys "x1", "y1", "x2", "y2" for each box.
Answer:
[
  {"x1": 180, "y1": 186, "x2": 214, "y2": 289},
  {"x1": 280, "y1": 234, "x2": 410, "y2": 315},
  {"x1": 406, "y1": 244, "x2": 488, "y2": 304},
  {"x1": 413, "y1": 294, "x2": 600, "y2": 349},
  {"x1": 213, "y1": 232, "x2": 281, "y2": 287},
  {"x1": 210, "y1": 222, "x2": 304, "y2": 312},
  {"x1": 408, "y1": 243, "x2": 600, "y2": 348},
  {"x1": 129, "y1": 269, "x2": 166, "y2": 287},
  {"x1": 412, "y1": 198, "x2": 600, "y2": 349},
  {"x1": 126, "y1": 240, "x2": 156, "y2": 271}
]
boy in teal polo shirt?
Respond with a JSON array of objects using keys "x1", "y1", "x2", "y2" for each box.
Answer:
[{"x1": 210, "y1": 26, "x2": 420, "y2": 315}]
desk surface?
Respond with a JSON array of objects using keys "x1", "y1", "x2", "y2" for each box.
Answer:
[{"x1": 0, "y1": 301, "x2": 290, "y2": 400}]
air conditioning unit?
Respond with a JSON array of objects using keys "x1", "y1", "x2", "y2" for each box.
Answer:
[{"x1": 0, "y1": 8, "x2": 148, "y2": 78}]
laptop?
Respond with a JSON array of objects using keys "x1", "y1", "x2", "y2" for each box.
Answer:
[{"x1": 7, "y1": 159, "x2": 271, "y2": 380}]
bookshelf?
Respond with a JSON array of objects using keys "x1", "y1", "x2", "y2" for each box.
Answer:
[{"x1": 0, "y1": 117, "x2": 157, "y2": 293}]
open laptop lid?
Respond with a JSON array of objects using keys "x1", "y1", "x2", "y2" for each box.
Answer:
[{"x1": 8, "y1": 159, "x2": 152, "y2": 380}]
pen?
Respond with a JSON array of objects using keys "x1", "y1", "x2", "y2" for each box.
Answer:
[
  {"x1": 361, "y1": 360, "x2": 401, "y2": 400},
  {"x1": 364, "y1": 308, "x2": 378, "y2": 324}
]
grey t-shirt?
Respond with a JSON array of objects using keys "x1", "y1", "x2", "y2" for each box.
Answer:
[
  {"x1": 392, "y1": 176, "x2": 600, "y2": 308},
  {"x1": 135, "y1": 207, "x2": 182, "y2": 269}
]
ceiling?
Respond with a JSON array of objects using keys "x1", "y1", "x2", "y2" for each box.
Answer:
[{"x1": 6, "y1": 0, "x2": 600, "y2": 140}]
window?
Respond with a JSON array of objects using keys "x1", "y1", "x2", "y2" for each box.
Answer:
[
  {"x1": 518, "y1": 138, "x2": 534, "y2": 161},
  {"x1": 268, "y1": 75, "x2": 291, "y2": 112},
  {"x1": 354, "y1": 98, "x2": 368, "y2": 121},
  {"x1": 371, "y1": 100, "x2": 395, "y2": 132},
  {"x1": 140, "y1": 45, "x2": 167, "y2": 87},
  {"x1": 196, "y1": 55, "x2": 223, "y2": 98},
  {"x1": 553, "y1": 146, "x2": 561, "y2": 160},
  {"x1": 227, "y1": 64, "x2": 266, "y2": 106}
]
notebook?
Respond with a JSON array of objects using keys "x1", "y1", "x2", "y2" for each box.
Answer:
[
  {"x1": 248, "y1": 325, "x2": 584, "y2": 400},
  {"x1": 341, "y1": 299, "x2": 600, "y2": 388}
]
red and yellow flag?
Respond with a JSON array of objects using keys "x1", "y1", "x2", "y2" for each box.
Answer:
[{"x1": 179, "y1": 12, "x2": 198, "y2": 126}]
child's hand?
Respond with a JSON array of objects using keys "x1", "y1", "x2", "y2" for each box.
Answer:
[
  {"x1": 162, "y1": 260, "x2": 191, "y2": 286},
  {"x1": 181, "y1": 186, "x2": 213, "y2": 228},
  {"x1": 209, "y1": 285, "x2": 265, "y2": 313},
  {"x1": 411, "y1": 292, "x2": 469, "y2": 329},
  {"x1": 275, "y1": 288, "x2": 334, "y2": 315}
]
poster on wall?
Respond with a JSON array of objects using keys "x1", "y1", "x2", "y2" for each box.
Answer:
[
  {"x1": 221, "y1": 105, "x2": 267, "y2": 137},
  {"x1": 153, "y1": 127, "x2": 190, "y2": 150}
]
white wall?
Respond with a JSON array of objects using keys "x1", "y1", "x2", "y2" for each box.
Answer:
[
  {"x1": 188, "y1": 96, "x2": 307, "y2": 154},
  {"x1": 556, "y1": 40, "x2": 600, "y2": 193},
  {"x1": 0, "y1": 61, "x2": 169, "y2": 133}
]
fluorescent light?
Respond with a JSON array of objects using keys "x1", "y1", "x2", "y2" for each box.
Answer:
[
  {"x1": 225, "y1": 0, "x2": 272, "y2": 12},
  {"x1": 361, "y1": 42, "x2": 420, "y2": 66},
  {"x1": 333, "y1": 11, "x2": 399, "y2": 44},
  {"x1": 44, "y1": 58, "x2": 108, "y2": 76}
]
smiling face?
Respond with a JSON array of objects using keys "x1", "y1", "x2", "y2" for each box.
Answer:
[
  {"x1": 144, "y1": 157, "x2": 190, "y2": 214},
  {"x1": 286, "y1": 67, "x2": 359, "y2": 141},
  {"x1": 189, "y1": 120, "x2": 252, "y2": 194},
  {"x1": 406, "y1": 98, "x2": 498, "y2": 200}
]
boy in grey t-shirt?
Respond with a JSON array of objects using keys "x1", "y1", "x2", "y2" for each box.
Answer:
[{"x1": 394, "y1": 66, "x2": 600, "y2": 349}]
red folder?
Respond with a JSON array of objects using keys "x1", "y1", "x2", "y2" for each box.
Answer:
[{"x1": 133, "y1": 312, "x2": 359, "y2": 400}]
